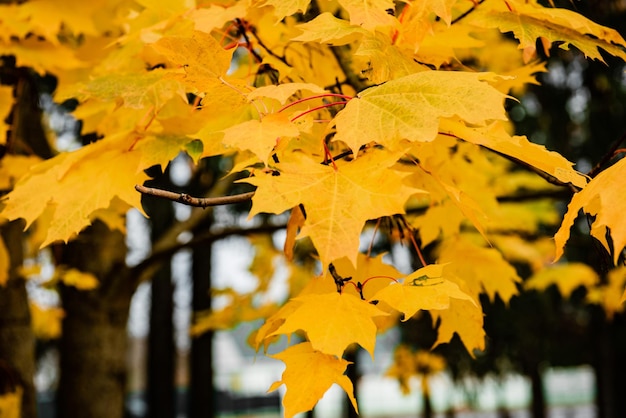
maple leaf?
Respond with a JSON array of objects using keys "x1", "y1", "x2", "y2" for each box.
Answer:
[
  {"x1": 15, "y1": 0, "x2": 105, "y2": 40},
  {"x1": 246, "y1": 83, "x2": 328, "y2": 105},
  {"x1": 293, "y1": 13, "x2": 366, "y2": 45},
  {"x1": 526, "y1": 263, "x2": 598, "y2": 299},
  {"x1": 189, "y1": 3, "x2": 248, "y2": 33},
  {"x1": 62, "y1": 70, "x2": 187, "y2": 110},
  {"x1": 332, "y1": 71, "x2": 508, "y2": 154},
  {"x1": 150, "y1": 30, "x2": 234, "y2": 93},
  {"x1": 268, "y1": 342, "x2": 357, "y2": 418},
  {"x1": 30, "y1": 302, "x2": 64, "y2": 340},
  {"x1": 0, "y1": 132, "x2": 148, "y2": 246},
  {"x1": 0, "y1": 155, "x2": 42, "y2": 190},
  {"x1": 271, "y1": 291, "x2": 388, "y2": 357},
  {"x1": 244, "y1": 148, "x2": 421, "y2": 267},
  {"x1": 354, "y1": 32, "x2": 425, "y2": 83},
  {"x1": 439, "y1": 119, "x2": 588, "y2": 189},
  {"x1": 262, "y1": 0, "x2": 311, "y2": 21},
  {"x1": 438, "y1": 236, "x2": 521, "y2": 304},
  {"x1": 372, "y1": 264, "x2": 475, "y2": 321},
  {"x1": 338, "y1": 0, "x2": 397, "y2": 30},
  {"x1": 47, "y1": 267, "x2": 100, "y2": 290},
  {"x1": 467, "y1": 0, "x2": 626, "y2": 63},
  {"x1": 432, "y1": 298, "x2": 486, "y2": 355},
  {"x1": 221, "y1": 113, "x2": 300, "y2": 165},
  {"x1": 554, "y1": 157, "x2": 626, "y2": 264},
  {"x1": 587, "y1": 266, "x2": 626, "y2": 319}
]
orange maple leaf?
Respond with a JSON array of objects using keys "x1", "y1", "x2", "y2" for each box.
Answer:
[
  {"x1": 271, "y1": 291, "x2": 388, "y2": 358},
  {"x1": 269, "y1": 342, "x2": 357, "y2": 418}
]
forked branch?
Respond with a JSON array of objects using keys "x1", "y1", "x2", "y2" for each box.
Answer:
[{"x1": 135, "y1": 184, "x2": 254, "y2": 208}]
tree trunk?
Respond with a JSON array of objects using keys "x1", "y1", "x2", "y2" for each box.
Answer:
[
  {"x1": 57, "y1": 222, "x2": 135, "y2": 418},
  {"x1": 344, "y1": 349, "x2": 359, "y2": 418},
  {"x1": 145, "y1": 167, "x2": 176, "y2": 418},
  {"x1": 528, "y1": 366, "x2": 546, "y2": 418},
  {"x1": 0, "y1": 220, "x2": 36, "y2": 418},
  {"x1": 421, "y1": 377, "x2": 433, "y2": 418},
  {"x1": 595, "y1": 318, "x2": 615, "y2": 418},
  {"x1": 189, "y1": 230, "x2": 215, "y2": 418}
]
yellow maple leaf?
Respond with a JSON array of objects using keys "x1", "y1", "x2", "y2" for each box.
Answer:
[
  {"x1": 150, "y1": 30, "x2": 234, "y2": 93},
  {"x1": 372, "y1": 264, "x2": 475, "y2": 321},
  {"x1": 263, "y1": 0, "x2": 312, "y2": 21},
  {"x1": 440, "y1": 119, "x2": 588, "y2": 189},
  {"x1": 271, "y1": 291, "x2": 388, "y2": 357},
  {"x1": 354, "y1": 32, "x2": 425, "y2": 83},
  {"x1": 332, "y1": 71, "x2": 508, "y2": 154},
  {"x1": 526, "y1": 263, "x2": 598, "y2": 299},
  {"x1": 246, "y1": 83, "x2": 328, "y2": 105},
  {"x1": 221, "y1": 113, "x2": 300, "y2": 165},
  {"x1": 293, "y1": 13, "x2": 366, "y2": 45},
  {"x1": 467, "y1": 0, "x2": 626, "y2": 63},
  {"x1": 554, "y1": 157, "x2": 626, "y2": 264},
  {"x1": 30, "y1": 302, "x2": 64, "y2": 340},
  {"x1": 62, "y1": 269, "x2": 99, "y2": 290},
  {"x1": 0, "y1": 155, "x2": 42, "y2": 190},
  {"x1": 2, "y1": 38, "x2": 86, "y2": 75},
  {"x1": 0, "y1": 131, "x2": 148, "y2": 246},
  {"x1": 431, "y1": 298, "x2": 486, "y2": 355},
  {"x1": 62, "y1": 70, "x2": 187, "y2": 110},
  {"x1": 189, "y1": 3, "x2": 248, "y2": 33},
  {"x1": 438, "y1": 236, "x2": 521, "y2": 303},
  {"x1": 338, "y1": 0, "x2": 397, "y2": 30},
  {"x1": 244, "y1": 148, "x2": 421, "y2": 267},
  {"x1": 269, "y1": 342, "x2": 357, "y2": 418},
  {"x1": 587, "y1": 266, "x2": 626, "y2": 319}
]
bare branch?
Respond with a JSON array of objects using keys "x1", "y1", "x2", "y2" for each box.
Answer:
[{"x1": 135, "y1": 184, "x2": 255, "y2": 208}]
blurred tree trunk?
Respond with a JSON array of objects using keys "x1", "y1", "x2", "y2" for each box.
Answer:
[
  {"x1": 57, "y1": 221, "x2": 135, "y2": 418},
  {"x1": 0, "y1": 59, "x2": 55, "y2": 418},
  {"x1": 344, "y1": 349, "x2": 359, "y2": 418},
  {"x1": 189, "y1": 230, "x2": 214, "y2": 418},
  {"x1": 0, "y1": 220, "x2": 36, "y2": 418},
  {"x1": 528, "y1": 365, "x2": 545, "y2": 418},
  {"x1": 188, "y1": 158, "x2": 217, "y2": 418},
  {"x1": 145, "y1": 166, "x2": 176, "y2": 418}
]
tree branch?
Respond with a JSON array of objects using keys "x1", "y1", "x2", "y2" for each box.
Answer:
[
  {"x1": 135, "y1": 184, "x2": 255, "y2": 208},
  {"x1": 131, "y1": 222, "x2": 286, "y2": 277}
]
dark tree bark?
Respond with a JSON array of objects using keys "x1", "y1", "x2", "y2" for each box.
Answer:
[
  {"x1": 144, "y1": 167, "x2": 176, "y2": 418},
  {"x1": 0, "y1": 220, "x2": 36, "y2": 418},
  {"x1": 422, "y1": 389, "x2": 433, "y2": 418},
  {"x1": 57, "y1": 221, "x2": 136, "y2": 418},
  {"x1": 344, "y1": 349, "x2": 359, "y2": 418},
  {"x1": 0, "y1": 60, "x2": 54, "y2": 418},
  {"x1": 528, "y1": 365, "x2": 546, "y2": 418},
  {"x1": 189, "y1": 232, "x2": 215, "y2": 418}
]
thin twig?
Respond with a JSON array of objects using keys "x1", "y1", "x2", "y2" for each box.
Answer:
[
  {"x1": 135, "y1": 184, "x2": 254, "y2": 208},
  {"x1": 450, "y1": 0, "x2": 485, "y2": 25},
  {"x1": 587, "y1": 132, "x2": 626, "y2": 178}
]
